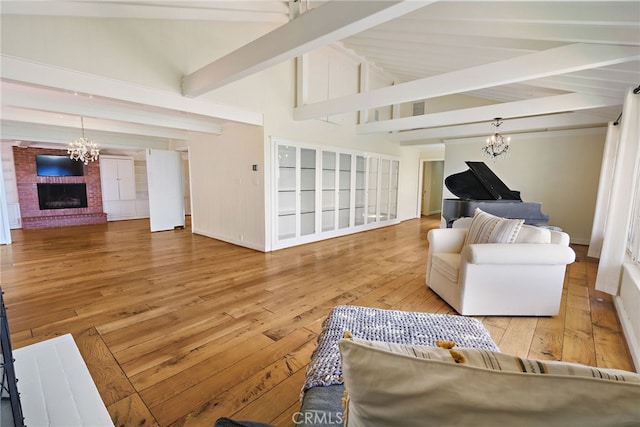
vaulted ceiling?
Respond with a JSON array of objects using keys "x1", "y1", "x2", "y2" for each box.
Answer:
[{"x1": 1, "y1": 1, "x2": 639, "y2": 152}]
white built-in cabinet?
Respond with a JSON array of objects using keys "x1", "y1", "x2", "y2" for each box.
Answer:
[
  {"x1": 273, "y1": 139, "x2": 399, "y2": 249},
  {"x1": 100, "y1": 156, "x2": 138, "y2": 221}
]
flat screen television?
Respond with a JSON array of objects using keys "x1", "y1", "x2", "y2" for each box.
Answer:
[{"x1": 35, "y1": 155, "x2": 84, "y2": 177}]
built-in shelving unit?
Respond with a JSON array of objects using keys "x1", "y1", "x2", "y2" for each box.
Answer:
[{"x1": 273, "y1": 138, "x2": 400, "y2": 250}]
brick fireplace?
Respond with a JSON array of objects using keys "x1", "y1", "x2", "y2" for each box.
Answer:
[{"x1": 13, "y1": 147, "x2": 107, "y2": 229}]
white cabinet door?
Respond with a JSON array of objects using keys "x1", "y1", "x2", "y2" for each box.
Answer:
[
  {"x1": 354, "y1": 155, "x2": 366, "y2": 226},
  {"x1": 367, "y1": 157, "x2": 379, "y2": 224},
  {"x1": 100, "y1": 158, "x2": 135, "y2": 201},
  {"x1": 299, "y1": 148, "x2": 317, "y2": 237},
  {"x1": 321, "y1": 150, "x2": 337, "y2": 232},
  {"x1": 117, "y1": 160, "x2": 136, "y2": 200},
  {"x1": 390, "y1": 160, "x2": 399, "y2": 220},
  {"x1": 100, "y1": 158, "x2": 120, "y2": 201},
  {"x1": 276, "y1": 144, "x2": 297, "y2": 241},
  {"x1": 321, "y1": 151, "x2": 353, "y2": 232},
  {"x1": 380, "y1": 159, "x2": 391, "y2": 222},
  {"x1": 338, "y1": 153, "x2": 352, "y2": 229},
  {"x1": 275, "y1": 143, "x2": 319, "y2": 245}
]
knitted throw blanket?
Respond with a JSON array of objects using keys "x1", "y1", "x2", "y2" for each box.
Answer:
[{"x1": 303, "y1": 305, "x2": 500, "y2": 392}]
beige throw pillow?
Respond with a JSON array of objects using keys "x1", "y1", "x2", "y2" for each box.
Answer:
[{"x1": 338, "y1": 337, "x2": 640, "y2": 427}]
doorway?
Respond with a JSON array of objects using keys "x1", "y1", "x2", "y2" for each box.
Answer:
[{"x1": 419, "y1": 160, "x2": 444, "y2": 217}]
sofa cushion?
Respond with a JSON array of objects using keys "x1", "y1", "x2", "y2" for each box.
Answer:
[
  {"x1": 338, "y1": 337, "x2": 640, "y2": 427},
  {"x1": 430, "y1": 253, "x2": 460, "y2": 282},
  {"x1": 464, "y1": 208, "x2": 523, "y2": 245}
]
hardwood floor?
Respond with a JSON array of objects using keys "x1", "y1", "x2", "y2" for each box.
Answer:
[{"x1": 0, "y1": 216, "x2": 634, "y2": 426}]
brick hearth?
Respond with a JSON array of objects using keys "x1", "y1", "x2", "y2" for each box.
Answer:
[{"x1": 13, "y1": 147, "x2": 107, "y2": 229}]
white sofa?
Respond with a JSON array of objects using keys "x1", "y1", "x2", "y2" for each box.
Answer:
[{"x1": 426, "y1": 218, "x2": 576, "y2": 316}]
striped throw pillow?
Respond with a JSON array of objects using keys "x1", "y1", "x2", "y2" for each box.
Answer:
[
  {"x1": 347, "y1": 337, "x2": 640, "y2": 383},
  {"x1": 339, "y1": 337, "x2": 640, "y2": 427},
  {"x1": 464, "y1": 208, "x2": 523, "y2": 245}
]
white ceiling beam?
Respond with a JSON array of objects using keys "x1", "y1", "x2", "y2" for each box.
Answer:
[
  {"x1": 1, "y1": 55, "x2": 263, "y2": 126},
  {"x1": 1, "y1": 81, "x2": 223, "y2": 135},
  {"x1": 181, "y1": 0, "x2": 432, "y2": 97},
  {"x1": 1, "y1": 107, "x2": 190, "y2": 141},
  {"x1": 358, "y1": 93, "x2": 620, "y2": 134},
  {"x1": 295, "y1": 43, "x2": 640, "y2": 121},
  {"x1": 347, "y1": 30, "x2": 565, "y2": 52},
  {"x1": 393, "y1": 112, "x2": 609, "y2": 144},
  {"x1": 0, "y1": 1, "x2": 289, "y2": 22},
  {"x1": 410, "y1": 1, "x2": 639, "y2": 26},
  {"x1": 1, "y1": 121, "x2": 171, "y2": 150},
  {"x1": 377, "y1": 19, "x2": 640, "y2": 45},
  {"x1": 523, "y1": 77, "x2": 634, "y2": 98}
]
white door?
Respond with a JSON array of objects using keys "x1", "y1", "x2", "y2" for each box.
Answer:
[{"x1": 146, "y1": 149, "x2": 184, "y2": 232}]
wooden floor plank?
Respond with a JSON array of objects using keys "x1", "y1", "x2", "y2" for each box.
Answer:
[
  {"x1": 1, "y1": 216, "x2": 634, "y2": 427},
  {"x1": 74, "y1": 327, "x2": 136, "y2": 407},
  {"x1": 108, "y1": 393, "x2": 159, "y2": 427}
]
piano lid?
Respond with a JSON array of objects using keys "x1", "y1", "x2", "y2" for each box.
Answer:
[{"x1": 445, "y1": 161, "x2": 521, "y2": 201}]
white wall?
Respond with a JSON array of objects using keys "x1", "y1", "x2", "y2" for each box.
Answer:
[
  {"x1": 618, "y1": 264, "x2": 640, "y2": 371},
  {"x1": 188, "y1": 124, "x2": 266, "y2": 251},
  {"x1": 443, "y1": 128, "x2": 606, "y2": 244}
]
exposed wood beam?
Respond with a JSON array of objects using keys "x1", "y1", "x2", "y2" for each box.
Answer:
[
  {"x1": 394, "y1": 112, "x2": 609, "y2": 144},
  {"x1": 358, "y1": 93, "x2": 620, "y2": 134},
  {"x1": 294, "y1": 43, "x2": 640, "y2": 121},
  {"x1": 181, "y1": 0, "x2": 431, "y2": 97},
  {"x1": 1, "y1": 55, "x2": 263, "y2": 126}
]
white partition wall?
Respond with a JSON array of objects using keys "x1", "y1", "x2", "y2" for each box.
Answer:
[
  {"x1": 146, "y1": 149, "x2": 184, "y2": 232},
  {"x1": 0, "y1": 170, "x2": 11, "y2": 244}
]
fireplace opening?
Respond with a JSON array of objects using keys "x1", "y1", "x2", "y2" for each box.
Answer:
[{"x1": 37, "y1": 183, "x2": 88, "y2": 210}]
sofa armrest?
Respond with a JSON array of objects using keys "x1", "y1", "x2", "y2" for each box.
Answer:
[
  {"x1": 427, "y1": 228, "x2": 467, "y2": 254},
  {"x1": 462, "y1": 243, "x2": 576, "y2": 265}
]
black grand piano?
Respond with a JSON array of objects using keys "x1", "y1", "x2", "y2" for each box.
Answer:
[{"x1": 442, "y1": 161, "x2": 549, "y2": 228}]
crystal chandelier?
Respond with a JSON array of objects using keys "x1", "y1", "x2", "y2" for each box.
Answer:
[
  {"x1": 67, "y1": 117, "x2": 99, "y2": 165},
  {"x1": 483, "y1": 118, "x2": 510, "y2": 160}
]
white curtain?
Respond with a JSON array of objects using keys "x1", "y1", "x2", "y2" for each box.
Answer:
[
  {"x1": 587, "y1": 122, "x2": 620, "y2": 258},
  {"x1": 595, "y1": 88, "x2": 640, "y2": 295}
]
